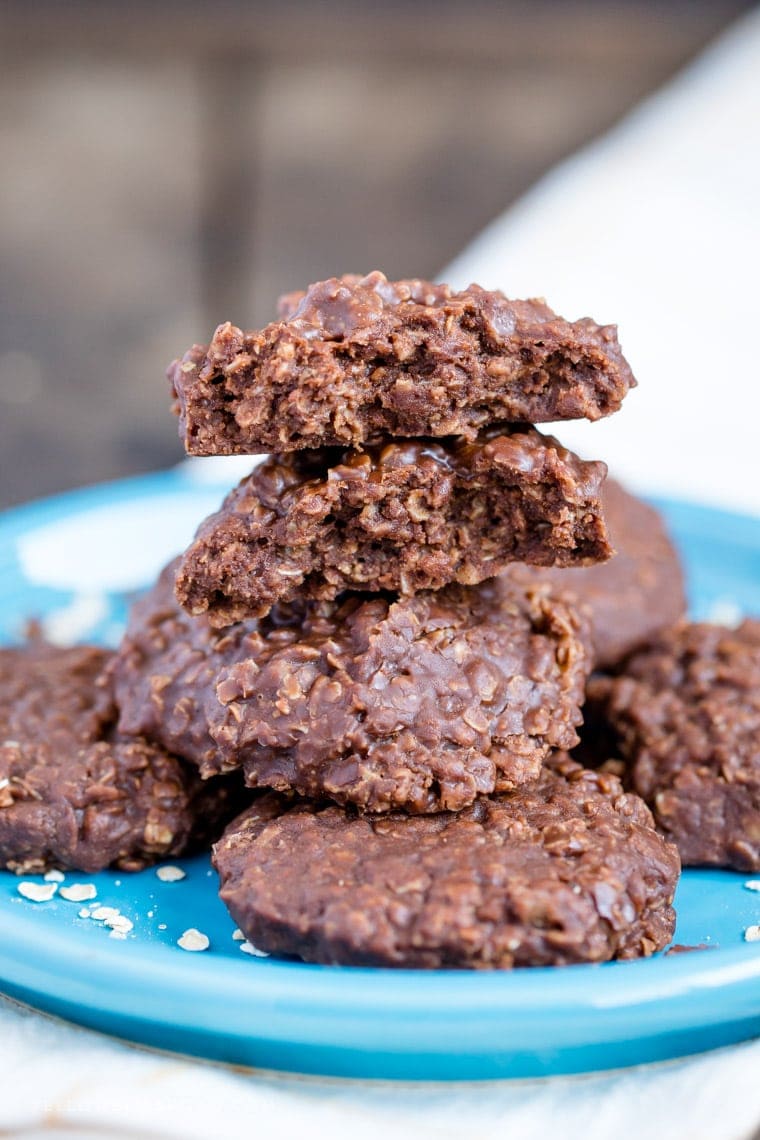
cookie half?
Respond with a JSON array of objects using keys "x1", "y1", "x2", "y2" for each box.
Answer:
[
  {"x1": 0, "y1": 643, "x2": 238, "y2": 874},
  {"x1": 169, "y1": 272, "x2": 635, "y2": 455},
  {"x1": 587, "y1": 620, "x2": 760, "y2": 870},
  {"x1": 175, "y1": 427, "x2": 611, "y2": 626},
  {"x1": 213, "y1": 755, "x2": 679, "y2": 968},
  {"x1": 112, "y1": 562, "x2": 592, "y2": 813}
]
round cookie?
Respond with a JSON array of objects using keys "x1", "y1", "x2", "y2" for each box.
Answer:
[
  {"x1": 502, "y1": 478, "x2": 686, "y2": 669},
  {"x1": 213, "y1": 755, "x2": 679, "y2": 969},
  {"x1": 0, "y1": 642, "x2": 238, "y2": 874},
  {"x1": 111, "y1": 561, "x2": 593, "y2": 814},
  {"x1": 587, "y1": 620, "x2": 760, "y2": 870}
]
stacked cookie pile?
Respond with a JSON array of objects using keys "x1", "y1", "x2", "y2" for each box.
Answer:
[
  {"x1": 1, "y1": 271, "x2": 699, "y2": 968},
  {"x1": 110, "y1": 271, "x2": 677, "y2": 967}
]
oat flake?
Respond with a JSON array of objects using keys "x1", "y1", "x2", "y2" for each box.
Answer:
[
  {"x1": 156, "y1": 865, "x2": 186, "y2": 883},
  {"x1": 744, "y1": 925, "x2": 760, "y2": 942},
  {"x1": 60, "y1": 883, "x2": 97, "y2": 903},
  {"x1": 105, "y1": 915, "x2": 133, "y2": 933},
  {"x1": 91, "y1": 906, "x2": 120, "y2": 922},
  {"x1": 17, "y1": 881, "x2": 57, "y2": 903},
  {"x1": 240, "y1": 941, "x2": 269, "y2": 958},
  {"x1": 43, "y1": 869, "x2": 65, "y2": 883},
  {"x1": 743, "y1": 880, "x2": 760, "y2": 892},
  {"x1": 178, "y1": 928, "x2": 210, "y2": 952}
]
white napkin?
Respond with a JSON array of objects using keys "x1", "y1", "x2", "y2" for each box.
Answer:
[
  {"x1": 3, "y1": 9, "x2": 760, "y2": 1138},
  {"x1": 1, "y1": 994, "x2": 759, "y2": 1140},
  {"x1": 444, "y1": 6, "x2": 760, "y2": 517}
]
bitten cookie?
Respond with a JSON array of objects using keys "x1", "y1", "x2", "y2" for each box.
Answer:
[
  {"x1": 502, "y1": 479, "x2": 686, "y2": 669},
  {"x1": 213, "y1": 754, "x2": 679, "y2": 968},
  {"x1": 112, "y1": 561, "x2": 593, "y2": 814},
  {"x1": 169, "y1": 272, "x2": 635, "y2": 455},
  {"x1": 0, "y1": 643, "x2": 238, "y2": 874},
  {"x1": 175, "y1": 427, "x2": 611, "y2": 626},
  {"x1": 587, "y1": 620, "x2": 760, "y2": 870}
]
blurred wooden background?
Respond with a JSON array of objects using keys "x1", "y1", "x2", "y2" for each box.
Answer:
[{"x1": 0, "y1": 0, "x2": 750, "y2": 507}]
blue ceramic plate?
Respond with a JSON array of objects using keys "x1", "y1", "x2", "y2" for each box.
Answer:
[{"x1": 0, "y1": 467, "x2": 759, "y2": 1081}]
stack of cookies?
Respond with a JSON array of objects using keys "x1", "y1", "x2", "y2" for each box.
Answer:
[
  {"x1": 5, "y1": 271, "x2": 758, "y2": 968},
  {"x1": 111, "y1": 271, "x2": 679, "y2": 967},
  {"x1": 0, "y1": 271, "x2": 691, "y2": 969}
]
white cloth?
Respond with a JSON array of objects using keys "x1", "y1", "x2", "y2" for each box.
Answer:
[
  {"x1": 3, "y1": 10, "x2": 760, "y2": 1138},
  {"x1": 1, "y1": 995, "x2": 759, "y2": 1140},
  {"x1": 444, "y1": 7, "x2": 760, "y2": 517}
]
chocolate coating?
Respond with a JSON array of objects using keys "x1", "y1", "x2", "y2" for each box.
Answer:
[
  {"x1": 502, "y1": 479, "x2": 686, "y2": 669},
  {"x1": 112, "y1": 562, "x2": 593, "y2": 813},
  {"x1": 0, "y1": 643, "x2": 237, "y2": 874},
  {"x1": 213, "y1": 754, "x2": 679, "y2": 969},
  {"x1": 169, "y1": 272, "x2": 635, "y2": 455},
  {"x1": 175, "y1": 427, "x2": 611, "y2": 626},
  {"x1": 587, "y1": 620, "x2": 760, "y2": 870}
]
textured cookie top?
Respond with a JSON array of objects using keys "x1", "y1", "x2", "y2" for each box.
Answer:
[
  {"x1": 175, "y1": 426, "x2": 611, "y2": 626},
  {"x1": 170, "y1": 271, "x2": 635, "y2": 454},
  {"x1": 112, "y1": 562, "x2": 593, "y2": 813},
  {"x1": 587, "y1": 620, "x2": 760, "y2": 870},
  {"x1": 276, "y1": 273, "x2": 473, "y2": 326},
  {"x1": 503, "y1": 478, "x2": 686, "y2": 669},
  {"x1": 0, "y1": 643, "x2": 236, "y2": 874},
  {"x1": 214, "y1": 754, "x2": 679, "y2": 969}
]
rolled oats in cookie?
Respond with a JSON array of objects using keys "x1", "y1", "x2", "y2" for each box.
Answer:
[
  {"x1": 213, "y1": 754, "x2": 679, "y2": 969},
  {"x1": 502, "y1": 478, "x2": 686, "y2": 669},
  {"x1": 0, "y1": 643, "x2": 239, "y2": 874},
  {"x1": 169, "y1": 272, "x2": 635, "y2": 455},
  {"x1": 111, "y1": 561, "x2": 593, "y2": 814},
  {"x1": 587, "y1": 620, "x2": 760, "y2": 870},
  {"x1": 175, "y1": 427, "x2": 611, "y2": 626}
]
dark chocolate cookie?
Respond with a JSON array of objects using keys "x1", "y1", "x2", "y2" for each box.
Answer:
[
  {"x1": 587, "y1": 620, "x2": 760, "y2": 870},
  {"x1": 175, "y1": 427, "x2": 611, "y2": 626},
  {"x1": 213, "y1": 754, "x2": 679, "y2": 968},
  {"x1": 502, "y1": 478, "x2": 686, "y2": 668},
  {"x1": 112, "y1": 562, "x2": 592, "y2": 813},
  {"x1": 169, "y1": 272, "x2": 635, "y2": 455},
  {"x1": 0, "y1": 643, "x2": 238, "y2": 874}
]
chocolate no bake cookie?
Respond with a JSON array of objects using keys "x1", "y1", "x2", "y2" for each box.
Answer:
[
  {"x1": 175, "y1": 427, "x2": 611, "y2": 626},
  {"x1": 587, "y1": 620, "x2": 760, "y2": 870},
  {"x1": 0, "y1": 643, "x2": 237, "y2": 874},
  {"x1": 169, "y1": 272, "x2": 635, "y2": 455},
  {"x1": 112, "y1": 561, "x2": 592, "y2": 813},
  {"x1": 502, "y1": 479, "x2": 686, "y2": 669},
  {"x1": 213, "y1": 754, "x2": 679, "y2": 968}
]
